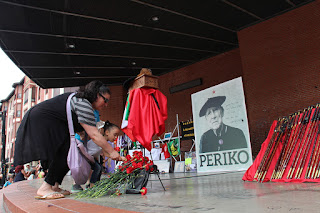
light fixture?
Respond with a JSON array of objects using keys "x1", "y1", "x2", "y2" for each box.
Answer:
[
  {"x1": 131, "y1": 62, "x2": 136, "y2": 65},
  {"x1": 74, "y1": 71, "x2": 81, "y2": 75},
  {"x1": 66, "y1": 43, "x2": 75, "y2": 49},
  {"x1": 151, "y1": 16, "x2": 159, "y2": 22}
]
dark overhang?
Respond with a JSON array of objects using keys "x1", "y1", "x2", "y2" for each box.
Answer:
[{"x1": 0, "y1": 0, "x2": 315, "y2": 88}]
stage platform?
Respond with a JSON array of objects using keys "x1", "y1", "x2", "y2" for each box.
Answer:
[{"x1": 2, "y1": 171, "x2": 320, "y2": 212}]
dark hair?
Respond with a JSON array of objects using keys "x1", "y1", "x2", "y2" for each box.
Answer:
[
  {"x1": 103, "y1": 120, "x2": 119, "y2": 132},
  {"x1": 15, "y1": 165, "x2": 24, "y2": 173},
  {"x1": 76, "y1": 80, "x2": 111, "y2": 103}
]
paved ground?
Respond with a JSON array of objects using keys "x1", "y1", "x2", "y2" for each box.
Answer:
[{"x1": 27, "y1": 171, "x2": 320, "y2": 212}]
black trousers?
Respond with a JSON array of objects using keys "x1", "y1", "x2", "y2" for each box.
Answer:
[{"x1": 44, "y1": 139, "x2": 70, "y2": 186}]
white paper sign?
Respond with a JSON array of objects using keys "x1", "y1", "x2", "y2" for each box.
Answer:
[{"x1": 192, "y1": 77, "x2": 252, "y2": 173}]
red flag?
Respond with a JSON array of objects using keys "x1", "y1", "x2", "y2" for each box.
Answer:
[{"x1": 121, "y1": 88, "x2": 167, "y2": 151}]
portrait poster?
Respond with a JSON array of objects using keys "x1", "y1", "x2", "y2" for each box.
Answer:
[
  {"x1": 191, "y1": 77, "x2": 252, "y2": 173},
  {"x1": 174, "y1": 161, "x2": 185, "y2": 173},
  {"x1": 185, "y1": 152, "x2": 197, "y2": 172}
]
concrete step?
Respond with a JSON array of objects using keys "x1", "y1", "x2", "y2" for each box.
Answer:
[{"x1": 1, "y1": 179, "x2": 137, "y2": 213}]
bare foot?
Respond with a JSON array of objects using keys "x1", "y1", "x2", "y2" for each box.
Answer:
[
  {"x1": 37, "y1": 181, "x2": 64, "y2": 198},
  {"x1": 52, "y1": 182, "x2": 71, "y2": 195},
  {"x1": 54, "y1": 188, "x2": 71, "y2": 195}
]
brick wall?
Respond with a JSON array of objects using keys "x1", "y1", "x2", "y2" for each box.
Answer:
[
  {"x1": 238, "y1": 0, "x2": 320, "y2": 156},
  {"x1": 100, "y1": 85, "x2": 126, "y2": 128},
  {"x1": 158, "y1": 49, "x2": 244, "y2": 155}
]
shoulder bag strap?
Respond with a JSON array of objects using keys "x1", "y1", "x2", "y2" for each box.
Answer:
[
  {"x1": 66, "y1": 93, "x2": 76, "y2": 139},
  {"x1": 66, "y1": 93, "x2": 95, "y2": 163}
]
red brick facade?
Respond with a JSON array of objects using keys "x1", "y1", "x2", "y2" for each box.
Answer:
[
  {"x1": 238, "y1": 0, "x2": 320, "y2": 156},
  {"x1": 100, "y1": 85, "x2": 126, "y2": 128}
]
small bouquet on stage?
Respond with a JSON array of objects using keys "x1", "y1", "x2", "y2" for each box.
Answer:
[{"x1": 76, "y1": 151, "x2": 154, "y2": 198}]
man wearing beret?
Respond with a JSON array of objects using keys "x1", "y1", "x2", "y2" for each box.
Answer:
[{"x1": 199, "y1": 96, "x2": 247, "y2": 153}]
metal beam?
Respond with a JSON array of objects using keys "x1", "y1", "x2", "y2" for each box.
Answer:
[
  {"x1": 19, "y1": 66, "x2": 169, "y2": 69},
  {"x1": 221, "y1": 0, "x2": 262, "y2": 20},
  {"x1": 131, "y1": 0, "x2": 236, "y2": 32},
  {"x1": 33, "y1": 76, "x2": 135, "y2": 80},
  {"x1": 0, "y1": 29, "x2": 217, "y2": 53},
  {"x1": 5, "y1": 50, "x2": 193, "y2": 62}
]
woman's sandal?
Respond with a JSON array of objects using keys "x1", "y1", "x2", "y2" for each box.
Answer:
[{"x1": 34, "y1": 191, "x2": 65, "y2": 200}]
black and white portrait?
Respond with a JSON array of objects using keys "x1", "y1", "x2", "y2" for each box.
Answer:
[
  {"x1": 192, "y1": 77, "x2": 252, "y2": 173},
  {"x1": 199, "y1": 96, "x2": 247, "y2": 153}
]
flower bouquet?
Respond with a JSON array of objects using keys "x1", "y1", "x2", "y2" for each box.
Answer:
[{"x1": 76, "y1": 151, "x2": 154, "y2": 198}]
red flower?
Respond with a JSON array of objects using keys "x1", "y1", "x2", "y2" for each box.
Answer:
[
  {"x1": 115, "y1": 147, "x2": 120, "y2": 152},
  {"x1": 140, "y1": 187, "x2": 147, "y2": 195},
  {"x1": 133, "y1": 151, "x2": 142, "y2": 156},
  {"x1": 125, "y1": 155, "x2": 132, "y2": 161},
  {"x1": 132, "y1": 162, "x2": 138, "y2": 169},
  {"x1": 137, "y1": 162, "x2": 144, "y2": 169},
  {"x1": 115, "y1": 189, "x2": 122, "y2": 196},
  {"x1": 126, "y1": 167, "x2": 134, "y2": 174}
]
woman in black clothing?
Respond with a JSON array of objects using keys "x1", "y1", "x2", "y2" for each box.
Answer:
[
  {"x1": 14, "y1": 81, "x2": 122, "y2": 199},
  {"x1": 13, "y1": 165, "x2": 26, "y2": 182}
]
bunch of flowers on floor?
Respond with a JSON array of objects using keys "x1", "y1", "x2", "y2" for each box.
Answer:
[{"x1": 76, "y1": 151, "x2": 153, "y2": 198}]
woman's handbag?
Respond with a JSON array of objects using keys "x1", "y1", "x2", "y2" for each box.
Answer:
[{"x1": 66, "y1": 93, "x2": 95, "y2": 185}]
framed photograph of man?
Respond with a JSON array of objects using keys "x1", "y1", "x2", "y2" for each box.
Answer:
[{"x1": 191, "y1": 77, "x2": 253, "y2": 173}]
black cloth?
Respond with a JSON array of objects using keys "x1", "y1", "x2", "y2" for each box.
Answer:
[
  {"x1": 44, "y1": 138, "x2": 71, "y2": 185},
  {"x1": 14, "y1": 93, "x2": 85, "y2": 186},
  {"x1": 14, "y1": 93, "x2": 83, "y2": 166},
  {"x1": 13, "y1": 171, "x2": 25, "y2": 182},
  {"x1": 200, "y1": 124, "x2": 247, "y2": 153}
]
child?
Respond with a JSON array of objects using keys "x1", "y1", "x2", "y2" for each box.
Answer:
[
  {"x1": 86, "y1": 120, "x2": 120, "y2": 188},
  {"x1": 71, "y1": 121, "x2": 120, "y2": 191},
  {"x1": 3, "y1": 174, "x2": 14, "y2": 188}
]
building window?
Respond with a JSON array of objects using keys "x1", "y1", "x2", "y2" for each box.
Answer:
[
  {"x1": 17, "y1": 93, "x2": 22, "y2": 99},
  {"x1": 16, "y1": 110, "x2": 21, "y2": 118},
  {"x1": 24, "y1": 89, "x2": 29, "y2": 104},
  {"x1": 46, "y1": 89, "x2": 48, "y2": 94},
  {"x1": 31, "y1": 87, "x2": 36, "y2": 102},
  {"x1": 38, "y1": 87, "x2": 41, "y2": 100}
]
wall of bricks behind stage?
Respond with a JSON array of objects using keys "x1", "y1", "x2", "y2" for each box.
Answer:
[
  {"x1": 101, "y1": 1, "x2": 319, "y2": 158},
  {"x1": 158, "y1": 49, "x2": 244, "y2": 134},
  {"x1": 238, "y1": 0, "x2": 320, "y2": 156},
  {"x1": 100, "y1": 85, "x2": 126, "y2": 128}
]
